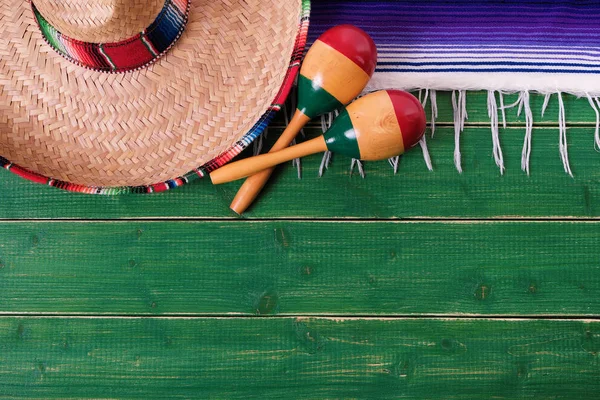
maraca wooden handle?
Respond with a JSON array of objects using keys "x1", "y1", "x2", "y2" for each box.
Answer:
[
  {"x1": 228, "y1": 26, "x2": 378, "y2": 213},
  {"x1": 211, "y1": 136, "x2": 328, "y2": 185},
  {"x1": 230, "y1": 111, "x2": 310, "y2": 214}
]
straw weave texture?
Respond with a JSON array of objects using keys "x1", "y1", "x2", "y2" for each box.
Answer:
[
  {"x1": 0, "y1": 0, "x2": 301, "y2": 186},
  {"x1": 33, "y1": 0, "x2": 165, "y2": 42}
]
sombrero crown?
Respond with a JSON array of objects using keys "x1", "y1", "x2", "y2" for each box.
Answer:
[{"x1": 0, "y1": 0, "x2": 308, "y2": 192}]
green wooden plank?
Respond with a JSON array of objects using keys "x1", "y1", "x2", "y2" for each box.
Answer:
[
  {"x1": 1, "y1": 317, "x2": 599, "y2": 399},
  {"x1": 229, "y1": 125, "x2": 600, "y2": 218},
  {"x1": 2, "y1": 125, "x2": 600, "y2": 219},
  {"x1": 1, "y1": 220, "x2": 600, "y2": 316}
]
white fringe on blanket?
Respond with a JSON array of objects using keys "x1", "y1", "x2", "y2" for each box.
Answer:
[
  {"x1": 271, "y1": 89, "x2": 600, "y2": 178},
  {"x1": 519, "y1": 91, "x2": 534, "y2": 175},
  {"x1": 417, "y1": 89, "x2": 434, "y2": 172},
  {"x1": 557, "y1": 93, "x2": 573, "y2": 176},
  {"x1": 487, "y1": 91, "x2": 504, "y2": 174},
  {"x1": 451, "y1": 90, "x2": 468, "y2": 173}
]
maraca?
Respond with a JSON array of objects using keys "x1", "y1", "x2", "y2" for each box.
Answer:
[
  {"x1": 211, "y1": 90, "x2": 426, "y2": 185},
  {"x1": 229, "y1": 24, "x2": 377, "y2": 214}
]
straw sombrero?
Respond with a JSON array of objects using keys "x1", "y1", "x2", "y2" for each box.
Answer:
[{"x1": 0, "y1": 0, "x2": 309, "y2": 194}]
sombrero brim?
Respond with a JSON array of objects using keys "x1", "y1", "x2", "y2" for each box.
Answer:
[{"x1": 0, "y1": 0, "x2": 310, "y2": 194}]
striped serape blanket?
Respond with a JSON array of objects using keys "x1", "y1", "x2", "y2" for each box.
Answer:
[{"x1": 307, "y1": 0, "x2": 600, "y2": 176}]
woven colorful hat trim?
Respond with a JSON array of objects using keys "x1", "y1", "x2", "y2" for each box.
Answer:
[
  {"x1": 33, "y1": 0, "x2": 190, "y2": 73},
  {"x1": 2, "y1": 1, "x2": 311, "y2": 195}
]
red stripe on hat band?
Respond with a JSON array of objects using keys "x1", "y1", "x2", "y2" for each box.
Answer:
[{"x1": 10, "y1": 165, "x2": 49, "y2": 185}]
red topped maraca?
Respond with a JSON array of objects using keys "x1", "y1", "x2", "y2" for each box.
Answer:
[
  {"x1": 230, "y1": 25, "x2": 377, "y2": 214},
  {"x1": 295, "y1": 25, "x2": 377, "y2": 119},
  {"x1": 211, "y1": 90, "x2": 427, "y2": 185}
]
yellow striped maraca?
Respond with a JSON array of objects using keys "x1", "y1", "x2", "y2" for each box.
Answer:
[
  {"x1": 229, "y1": 25, "x2": 377, "y2": 214},
  {"x1": 211, "y1": 90, "x2": 426, "y2": 185}
]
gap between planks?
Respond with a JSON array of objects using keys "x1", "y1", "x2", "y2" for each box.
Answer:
[
  {"x1": 1, "y1": 314, "x2": 600, "y2": 322},
  {"x1": 2, "y1": 217, "x2": 600, "y2": 222}
]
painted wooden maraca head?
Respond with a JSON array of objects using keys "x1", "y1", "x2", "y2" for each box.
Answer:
[
  {"x1": 324, "y1": 90, "x2": 427, "y2": 161},
  {"x1": 297, "y1": 25, "x2": 377, "y2": 119}
]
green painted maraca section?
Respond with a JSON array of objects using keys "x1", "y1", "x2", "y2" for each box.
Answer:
[
  {"x1": 297, "y1": 75, "x2": 344, "y2": 120},
  {"x1": 323, "y1": 108, "x2": 361, "y2": 160}
]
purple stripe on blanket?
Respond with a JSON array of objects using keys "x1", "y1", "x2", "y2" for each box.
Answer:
[
  {"x1": 310, "y1": 0, "x2": 600, "y2": 73},
  {"x1": 310, "y1": 1, "x2": 600, "y2": 47}
]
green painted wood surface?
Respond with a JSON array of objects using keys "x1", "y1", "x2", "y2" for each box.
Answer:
[
  {"x1": 1, "y1": 317, "x2": 599, "y2": 399},
  {"x1": 0, "y1": 221, "x2": 599, "y2": 316},
  {"x1": 2, "y1": 124, "x2": 600, "y2": 219},
  {"x1": 3, "y1": 91, "x2": 600, "y2": 398}
]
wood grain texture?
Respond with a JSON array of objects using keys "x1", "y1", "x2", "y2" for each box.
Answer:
[
  {"x1": 1, "y1": 221, "x2": 599, "y2": 316},
  {"x1": 348, "y1": 90, "x2": 405, "y2": 160},
  {"x1": 1, "y1": 91, "x2": 599, "y2": 398},
  {"x1": 2, "y1": 125, "x2": 600, "y2": 219},
  {"x1": 1, "y1": 317, "x2": 599, "y2": 399}
]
